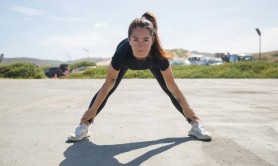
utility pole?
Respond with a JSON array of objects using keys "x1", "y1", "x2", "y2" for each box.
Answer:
[
  {"x1": 83, "y1": 49, "x2": 89, "y2": 62},
  {"x1": 0, "y1": 54, "x2": 4, "y2": 63},
  {"x1": 65, "y1": 52, "x2": 71, "y2": 64},
  {"x1": 255, "y1": 28, "x2": 261, "y2": 61}
]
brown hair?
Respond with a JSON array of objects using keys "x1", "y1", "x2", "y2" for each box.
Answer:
[
  {"x1": 128, "y1": 18, "x2": 155, "y2": 39},
  {"x1": 127, "y1": 12, "x2": 171, "y2": 59},
  {"x1": 142, "y1": 12, "x2": 172, "y2": 59}
]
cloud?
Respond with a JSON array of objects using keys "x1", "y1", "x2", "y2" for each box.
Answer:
[
  {"x1": 46, "y1": 16, "x2": 93, "y2": 22},
  {"x1": 23, "y1": 17, "x2": 32, "y2": 21},
  {"x1": 41, "y1": 33, "x2": 101, "y2": 47},
  {"x1": 260, "y1": 27, "x2": 278, "y2": 52},
  {"x1": 38, "y1": 27, "x2": 125, "y2": 59},
  {"x1": 10, "y1": 5, "x2": 46, "y2": 16},
  {"x1": 161, "y1": 23, "x2": 278, "y2": 54},
  {"x1": 95, "y1": 22, "x2": 108, "y2": 29}
]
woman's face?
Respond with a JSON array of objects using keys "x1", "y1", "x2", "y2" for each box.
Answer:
[{"x1": 129, "y1": 27, "x2": 153, "y2": 60}]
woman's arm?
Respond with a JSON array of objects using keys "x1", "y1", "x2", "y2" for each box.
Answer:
[
  {"x1": 80, "y1": 63, "x2": 119, "y2": 124},
  {"x1": 161, "y1": 66, "x2": 199, "y2": 122}
]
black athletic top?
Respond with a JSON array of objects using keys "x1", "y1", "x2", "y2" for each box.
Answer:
[{"x1": 111, "y1": 38, "x2": 169, "y2": 71}]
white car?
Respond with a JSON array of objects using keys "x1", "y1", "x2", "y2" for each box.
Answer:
[
  {"x1": 188, "y1": 55, "x2": 204, "y2": 65},
  {"x1": 200, "y1": 57, "x2": 224, "y2": 66}
]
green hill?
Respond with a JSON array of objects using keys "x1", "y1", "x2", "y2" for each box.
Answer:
[
  {"x1": 1, "y1": 57, "x2": 109, "y2": 67},
  {"x1": 1, "y1": 57, "x2": 63, "y2": 66},
  {"x1": 253, "y1": 50, "x2": 278, "y2": 63}
]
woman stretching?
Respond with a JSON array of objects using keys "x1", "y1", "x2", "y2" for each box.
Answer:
[{"x1": 68, "y1": 12, "x2": 212, "y2": 141}]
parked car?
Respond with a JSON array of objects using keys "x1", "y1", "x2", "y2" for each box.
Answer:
[
  {"x1": 71, "y1": 66, "x2": 96, "y2": 73},
  {"x1": 229, "y1": 54, "x2": 240, "y2": 62},
  {"x1": 44, "y1": 67, "x2": 60, "y2": 78},
  {"x1": 44, "y1": 64, "x2": 70, "y2": 78},
  {"x1": 200, "y1": 57, "x2": 224, "y2": 66},
  {"x1": 59, "y1": 64, "x2": 70, "y2": 76},
  {"x1": 169, "y1": 59, "x2": 189, "y2": 66},
  {"x1": 228, "y1": 54, "x2": 255, "y2": 63},
  {"x1": 188, "y1": 55, "x2": 204, "y2": 65},
  {"x1": 238, "y1": 54, "x2": 255, "y2": 61}
]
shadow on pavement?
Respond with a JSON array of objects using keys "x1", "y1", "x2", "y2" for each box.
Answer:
[{"x1": 60, "y1": 137, "x2": 197, "y2": 166}]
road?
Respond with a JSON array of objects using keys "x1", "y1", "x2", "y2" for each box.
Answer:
[{"x1": 0, "y1": 79, "x2": 277, "y2": 166}]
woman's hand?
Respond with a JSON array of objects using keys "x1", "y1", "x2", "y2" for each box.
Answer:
[
  {"x1": 184, "y1": 109, "x2": 200, "y2": 123},
  {"x1": 190, "y1": 115, "x2": 200, "y2": 123},
  {"x1": 80, "y1": 109, "x2": 95, "y2": 124}
]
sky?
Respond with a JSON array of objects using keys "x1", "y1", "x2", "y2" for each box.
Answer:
[{"x1": 0, "y1": 0, "x2": 278, "y2": 61}]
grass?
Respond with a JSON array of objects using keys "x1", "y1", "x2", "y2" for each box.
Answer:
[
  {"x1": 63, "y1": 62, "x2": 278, "y2": 79},
  {"x1": 1, "y1": 61, "x2": 277, "y2": 79},
  {"x1": 171, "y1": 62, "x2": 278, "y2": 78}
]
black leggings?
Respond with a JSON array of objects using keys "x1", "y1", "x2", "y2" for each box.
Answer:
[{"x1": 88, "y1": 67, "x2": 191, "y2": 123}]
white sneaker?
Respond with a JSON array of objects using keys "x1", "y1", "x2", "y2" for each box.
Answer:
[
  {"x1": 68, "y1": 124, "x2": 91, "y2": 142},
  {"x1": 188, "y1": 122, "x2": 212, "y2": 140}
]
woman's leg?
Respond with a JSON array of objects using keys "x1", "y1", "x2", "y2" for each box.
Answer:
[
  {"x1": 149, "y1": 67, "x2": 192, "y2": 123},
  {"x1": 87, "y1": 67, "x2": 128, "y2": 123}
]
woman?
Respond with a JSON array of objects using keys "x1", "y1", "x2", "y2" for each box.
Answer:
[{"x1": 68, "y1": 12, "x2": 211, "y2": 141}]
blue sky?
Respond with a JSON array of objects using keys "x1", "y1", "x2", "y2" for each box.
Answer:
[{"x1": 1, "y1": 0, "x2": 277, "y2": 61}]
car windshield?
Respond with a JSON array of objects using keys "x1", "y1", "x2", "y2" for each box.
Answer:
[{"x1": 189, "y1": 57, "x2": 201, "y2": 61}]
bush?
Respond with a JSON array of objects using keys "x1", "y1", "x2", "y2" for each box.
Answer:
[
  {"x1": 66, "y1": 66, "x2": 108, "y2": 79},
  {"x1": 0, "y1": 63, "x2": 45, "y2": 79},
  {"x1": 125, "y1": 70, "x2": 153, "y2": 78}
]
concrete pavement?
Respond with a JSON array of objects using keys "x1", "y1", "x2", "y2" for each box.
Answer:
[{"x1": 0, "y1": 79, "x2": 277, "y2": 166}]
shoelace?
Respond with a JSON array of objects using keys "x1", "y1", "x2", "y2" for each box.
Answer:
[
  {"x1": 195, "y1": 124, "x2": 206, "y2": 134},
  {"x1": 75, "y1": 125, "x2": 85, "y2": 135},
  {"x1": 75, "y1": 126, "x2": 81, "y2": 132}
]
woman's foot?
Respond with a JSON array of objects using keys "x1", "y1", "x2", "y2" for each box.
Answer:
[
  {"x1": 68, "y1": 124, "x2": 91, "y2": 142},
  {"x1": 188, "y1": 122, "x2": 212, "y2": 140}
]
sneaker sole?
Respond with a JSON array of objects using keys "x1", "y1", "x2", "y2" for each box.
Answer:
[
  {"x1": 68, "y1": 132, "x2": 91, "y2": 142},
  {"x1": 188, "y1": 130, "x2": 212, "y2": 140}
]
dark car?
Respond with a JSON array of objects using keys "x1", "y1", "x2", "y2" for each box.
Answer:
[
  {"x1": 44, "y1": 67, "x2": 60, "y2": 78},
  {"x1": 44, "y1": 64, "x2": 70, "y2": 78},
  {"x1": 239, "y1": 55, "x2": 255, "y2": 61},
  {"x1": 59, "y1": 64, "x2": 70, "y2": 76},
  {"x1": 228, "y1": 54, "x2": 240, "y2": 62}
]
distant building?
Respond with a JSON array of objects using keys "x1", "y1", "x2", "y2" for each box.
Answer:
[{"x1": 215, "y1": 53, "x2": 229, "y2": 62}]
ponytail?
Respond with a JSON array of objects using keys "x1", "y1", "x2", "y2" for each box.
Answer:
[{"x1": 142, "y1": 12, "x2": 172, "y2": 59}]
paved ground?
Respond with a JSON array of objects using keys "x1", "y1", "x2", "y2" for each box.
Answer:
[{"x1": 0, "y1": 79, "x2": 277, "y2": 166}]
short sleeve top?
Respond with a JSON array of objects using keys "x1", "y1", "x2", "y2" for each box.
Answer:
[{"x1": 111, "y1": 38, "x2": 169, "y2": 71}]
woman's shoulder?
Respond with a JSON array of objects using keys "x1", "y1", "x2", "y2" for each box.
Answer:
[
  {"x1": 111, "y1": 38, "x2": 130, "y2": 70},
  {"x1": 152, "y1": 56, "x2": 169, "y2": 71},
  {"x1": 114, "y1": 38, "x2": 131, "y2": 57},
  {"x1": 116, "y1": 38, "x2": 129, "y2": 51}
]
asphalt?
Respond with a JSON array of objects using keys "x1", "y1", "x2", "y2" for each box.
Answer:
[{"x1": 0, "y1": 79, "x2": 277, "y2": 166}]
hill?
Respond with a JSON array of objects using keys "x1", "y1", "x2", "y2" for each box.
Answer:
[
  {"x1": 1, "y1": 57, "x2": 110, "y2": 67},
  {"x1": 252, "y1": 50, "x2": 278, "y2": 63},
  {"x1": 1, "y1": 50, "x2": 277, "y2": 66},
  {"x1": 1, "y1": 57, "x2": 63, "y2": 66},
  {"x1": 167, "y1": 49, "x2": 189, "y2": 59}
]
